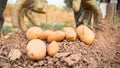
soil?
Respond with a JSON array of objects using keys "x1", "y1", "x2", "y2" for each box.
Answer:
[{"x1": 0, "y1": 23, "x2": 120, "y2": 68}]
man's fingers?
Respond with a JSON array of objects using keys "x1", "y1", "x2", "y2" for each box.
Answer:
[
  {"x1": 32, "y1": 2, "x2": 46, "y2": 13},
  {"x1": 11, "y1": 0, "x2": 26, "y2": 27},
  {"x1": 19, "y1": 10, "x2": 27, "y2": 32},
  {"x1": 32, "y1": 7, "x2": 46, "y2": 14},
  {"x1": 25, "y1": 10, "x2": 39, "y2": 26}
]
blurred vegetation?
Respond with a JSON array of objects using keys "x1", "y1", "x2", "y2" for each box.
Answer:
[
  {"x1": 115, "y1": 17, "x2": 120, "y2": 25},
  {"x1": 64, "y1": 0, "x2": 72, "y2": 8},
  {"x1": 3, "y1": 3, "x2": 75, "y2": 33},
  {"x1": 4, "y1": 3, "x2": 74, "y2": 26},
  {"x1": 1, "y1": 26, "x2": 13, "y2": 34},
  {"x1": 4, "y1": 4, "x2": 13, "y2": 16},
  {"x1": 2, "y1": 22, "x2": 69, "y2": 34},
  {"x1": 63, "y1": 0, "x2": 72, "y2": 11},
  {"x1": 39, "y1": 22, "x2": 68, "y2": 30},
  {"x1": 26, "y1": 22, "x2": 69, "y2": 31},
  {"x1": 2, "y1": 1, "x2": 120, "y2": 34}
]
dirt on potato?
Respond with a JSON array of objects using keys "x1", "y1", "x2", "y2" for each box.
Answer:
[{"x1": 0, "y1": 23, "x2": 120, "y2": 68}]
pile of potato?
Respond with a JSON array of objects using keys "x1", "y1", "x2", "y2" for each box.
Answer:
[{"x1": 26, "y1": 25, "x2": 95, "y2": 60}]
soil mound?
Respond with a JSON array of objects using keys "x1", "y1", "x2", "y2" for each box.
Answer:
[{"x1": 0, "y1": 24, "x2": 120, "y2": 68}]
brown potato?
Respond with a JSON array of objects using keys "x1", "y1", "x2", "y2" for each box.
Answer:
[
  {"x1": 41, "y1": 30, "x2": 53, "y2": 40},
  {"x1": 76, "y1": 25, "x2": 95, "y2": 45},
  {"x1": 47, "y1": 41, "x2": 59, "y2": 56},
  {"x1": 26, "y1": 27, "x2": 43, "y2": 40},
  {"x1": 26, "y1": 39, "x2": 46, "y2": 60},
  {"x1": 47, "y1": 30, "x2": 65, "y2": 43},
  {"x1": 62, "y1": 27, "x2": 77, "y2": 41}
]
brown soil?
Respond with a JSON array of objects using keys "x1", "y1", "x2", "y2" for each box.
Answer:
[{"x1": 0, "y1": 24, "x2": 120, "y2": 68}]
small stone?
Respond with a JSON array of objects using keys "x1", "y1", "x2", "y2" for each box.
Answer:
[
  {"x1": 18, "y1": 66, "x2": 23, "y2": 68},
  {"x1": 8, "y1": 49, "x2": 22, "y2": 61},
  {"x1": 64, "y1": 53, "x2": 82, "y2": 66},
  {"x1": 33, "y1": 62, "x2": 38, "y2": 66},
  {"x1": 88, "y1": 58, "x2": 97, "y2": 68},
  {"x1": 38, "y1": 61, "x2": 44, "y2": 66},
  {"x1": 55, "y1": 52, "x2": 70, "y2": 58}
]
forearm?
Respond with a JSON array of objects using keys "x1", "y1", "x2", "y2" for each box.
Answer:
[{"x1": 11, "y1": 0, "x2": 26, "y2": 27}]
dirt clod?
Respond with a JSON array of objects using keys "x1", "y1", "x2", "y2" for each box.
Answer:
[
  {"x1": 8, "y1": 49, "x2": 22, "y2": 61},
  {"x1": 64, "y1": 53, "x2": 82, "y2": 66}
]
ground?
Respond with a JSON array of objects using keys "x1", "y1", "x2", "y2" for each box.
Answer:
[{"x1": 0, "y1": 23, "x2": 120, "y2": 68}]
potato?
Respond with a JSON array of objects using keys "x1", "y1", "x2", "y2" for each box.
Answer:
[
  {"x1": 62, "y1": 27, "x2": 77, "y2": 41},
  {"x1": 47, "y1": 41, "x2": 59, "y2": 56},
  {"x1": 4, "y1": 34, "x2": 11, "y2": 40},
  {"x1": 76, "y1": 25, "x2": 95, "y2": 45},
  {"x1": 26, "y1": 39, "x2": 46, "y2": 60},
  {"x1": 47, "y1": 30, "x2": 65, "y2": 42},
  {"x1": 26, "y1": 27, "x2": 43, "y2": 40},
  {"x1": 41, "y1": 30, "x2": 53, "y2": 40}
]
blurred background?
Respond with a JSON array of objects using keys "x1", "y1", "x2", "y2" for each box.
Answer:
[
  {"x1": 4, "y1": 0, "x2": 74, "y2": 27},
  {"x1": 2, "y1": 0, "x2": 120, "y2": 33}
]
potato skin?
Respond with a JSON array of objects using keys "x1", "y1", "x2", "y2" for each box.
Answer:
[
  {"x1": 47, "y1": 41, "x2": 59, "y2": 56},
  {"x1": 26, "y1": 27, "x2": 43, "y2": 40},
  {"x1": 76, "y1": 25, "x2": 95, "y2": 45},
  {"x1": 26, "y1": 39, "x2": 46, "y2": 60},
  {"x1": 47, "y1": 30, "x2": 65, "y2": 43},
  {"x1": 41, "y1": 30, "x2": 53, "y2": 40},
  {"x1": 62, "y1": 27, "x2": 77, "y2": 41}
]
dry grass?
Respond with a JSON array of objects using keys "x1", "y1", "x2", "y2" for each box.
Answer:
[
  {"x1": 2, "y1": 4, "x2": 75, "y2": 33},
  {"x1": 4, "y1": 4, "x2": 75, "y2": 27}
]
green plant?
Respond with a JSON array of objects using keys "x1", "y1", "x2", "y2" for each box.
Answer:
[
  {"x1": 1, "y1": 26, "x2": 13, "y2": 33},
  {"x1": 26, "y1": 21, "x2": 70, "y2": 31},
  {"x1": 39, "y1": 22, "x2": 69, "y2": 30},
  {"x1": 26, "y1": 23, "x2": 34, "y2": 29},
  {"x1": 40, "y1": 23, "x2": 52, "y2": 30}
]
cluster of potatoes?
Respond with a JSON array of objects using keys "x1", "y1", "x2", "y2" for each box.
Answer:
[{"x1": 26, "y1": 25, "x2": 95, "y2": 60}]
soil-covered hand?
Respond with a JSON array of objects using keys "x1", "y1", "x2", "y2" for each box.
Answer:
[
  {"x1": 12, "y1": 0, "x2": 46, "y2": 32},
  {"x1": 72, "y1": 0, "x2": 102, "y2": 28}
]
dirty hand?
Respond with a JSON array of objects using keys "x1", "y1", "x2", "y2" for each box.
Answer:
[
  {"x1": 72, "y1": 0, "x2": 102, "y2": 28},
  {"x1": 12, "y1": 0, "x2": 46, "y2": 32}
]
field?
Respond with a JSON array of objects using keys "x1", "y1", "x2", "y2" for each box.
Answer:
[{"x1": 0, "y1": 4, "x2": 120, "y2": 68}]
